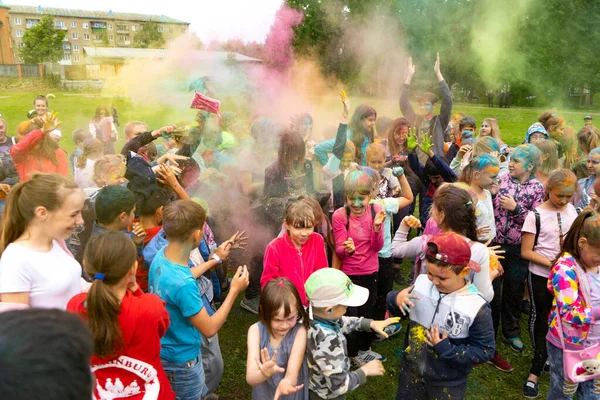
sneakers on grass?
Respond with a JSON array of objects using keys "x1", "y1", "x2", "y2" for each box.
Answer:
[
  {"x1": 374, "y1": 322, "x2": 402, "y2": 341},
  {"x1": 486, "y1": 351, "x2": 513, "y2": 372},
  {"x1": 240, "y1": 297, "x2": 259, "y2": 314},
  {"x1": 505, "y1": 336, "x2": 525, "y2": 353},
  {"x1": 351, "y1": 349, "x2": 386, "y2": 367},
  {"x1": 523, "y1": 380, "x2": 539, "y2": 398}
]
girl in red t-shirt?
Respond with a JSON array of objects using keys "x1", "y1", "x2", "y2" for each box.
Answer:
[{"x1": 67, "y1": 230, "x2": 174, "y2": 400}]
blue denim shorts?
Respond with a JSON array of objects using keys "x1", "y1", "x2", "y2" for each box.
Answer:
[{"x1": 161, "y1": 356, "x2": 208, "y2": 400}]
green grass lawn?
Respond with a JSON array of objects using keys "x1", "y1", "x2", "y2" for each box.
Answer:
[{"x1": 0, "y1": 89, "x2": 579, "y2": 399}]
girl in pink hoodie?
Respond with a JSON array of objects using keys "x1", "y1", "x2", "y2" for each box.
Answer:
[{"x1": 261, "y1": 197, "x2": 328, "y2": 307}]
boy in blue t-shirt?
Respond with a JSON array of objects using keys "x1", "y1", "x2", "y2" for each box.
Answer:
[{"x1": 149, "y1": 200, "x2": 249, "y2": 399}]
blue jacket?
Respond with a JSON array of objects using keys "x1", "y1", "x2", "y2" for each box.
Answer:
[
  {"x1": 387, "y1": 275, "x2": 495, "y2": 387},
  {"x1": 315, "y1": 129, "x2": 370, "y2": 166}
]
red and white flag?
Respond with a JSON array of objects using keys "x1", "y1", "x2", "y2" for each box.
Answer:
[{"x1": 190, "y1": 91, "x2": 221, "y2": 114}]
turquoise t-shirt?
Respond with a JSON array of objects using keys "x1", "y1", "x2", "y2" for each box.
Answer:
[
  {"x1": 149, "y1": 248, "x2": 204, "y2": 363},
  {"x1": 371, "y1": 198, "x2": 399, "y2": 259}
]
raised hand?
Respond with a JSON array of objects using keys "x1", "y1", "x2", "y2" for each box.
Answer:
[
  {"x1": 156, "y1": 163, "x2": 179, "y2": 187},
  {"x1": 341, "y1": 90, "x2": 350, "y2": 120},
  {"x1": 401, "y1": 215, "x2": 422, "y2": 230},
  {"x1": 457, "y1": 144, "x2": 472, "y2": 160},
  {"x1": 157, "y1": 153, "x2": 188, "y2": 168},
  {"x1": 373, "y1": 210, "x2": 387, "y2": 228},
  {"x1": 227, "y1": 230, "x2": 248, "y2": 251},
  {"x1": 42, "y1": 111, "x2": 61, "y2": 133},
  {"x1": 418, "y1": 134, "x2": 434, "y2": 156},
  {"x1": 406, "y1": 129, "x2": 418, "y2": 152},
  {"x1": 406, "y1": 56, "x2": 416, "y2": 81},
  {"x1": 256, "y1": 348, "x2": 285, "y2": 379},
  {"x1": 434, "y1": 52, "x2": 444, "y2": 81},
  {"x1": 392, "y1": 166, "x2": 405, "y2": 178}
]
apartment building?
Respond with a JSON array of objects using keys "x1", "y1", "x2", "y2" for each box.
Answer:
[{"x1": 4, "y1": 3, "x2": 189, "y2": 64}]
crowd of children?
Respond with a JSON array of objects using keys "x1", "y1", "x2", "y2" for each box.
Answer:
[{"x1": 1, "y1": 55, "x2": 600, "y2": 400}]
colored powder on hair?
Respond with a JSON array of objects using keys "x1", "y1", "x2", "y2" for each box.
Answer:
[{"x1": 344, "y1": 171, "x2": 372, "y2": 195}]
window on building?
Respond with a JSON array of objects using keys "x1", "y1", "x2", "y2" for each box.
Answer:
[
  {"x1": 158, "y1": 26, "x2": 164, "y2": 32},
  {"x1": 71, "y1": 21, "x2": 77, "y2": 28},
  {"x1": 117, "y1": 24, "x2": 128, "y2": 31},
  {"x1": 16, "y1": 30, "x2": 22, "y2": 37},
  {"x1": 18, "y1": 56, "x2": 24, "y2": 63},
  {"x1": 26, "y1": 18, "x2": 40, "y2": 28},
  {"x1": 72, "y1": 33, "x2": 78, "y2": 39},
  {"x1": 119, "y1": 35, "x2": 127, "y2": 41},
  {"x1": 18, "y1": 42, "x2": 24, "y2": 48},
  {"x1": 62, "y1": 53, "x2": 71, "y2": 61},
  {"x1": 55, "y1": 20, "x2": 65, "y2": 28},
  {"x1": 181, "y1": 27, "x2": 186, "y2": 33},
  {"x1": 109, "y1": 35, "x2": 114, "y2": 41},
  {"x1": 74, "y1": 55, "x2": 80, "y2": 62},
  {"x1": 14, "y1": 18, "x2": 22, "y2": 25},
  {"x1": 84, "y1": 33, "x2": 90, "y2": 40},
  {"x1": 131, "y1": 25, "x2": 136, "y2": 31},
  {"x1": 108, "y1": 24, "x2": 113, "y2": 30},
  {"x1": 73, "y1": 44, "x2": 79, "y2": 51},
  {"x1": 83, "y1": 23, "x2": 89, "y2": 29}
]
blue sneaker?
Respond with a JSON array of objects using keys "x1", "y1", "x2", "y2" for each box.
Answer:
[
  {"x1": 374, "y1": 322, "x2": 402, "y2": 341},
  {"x1": 505, "y1": 336, "x2": 525, "y2": 353}
]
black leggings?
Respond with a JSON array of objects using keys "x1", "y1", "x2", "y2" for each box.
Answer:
[
  {"x1": 491, "y1": 243, "x2": 528, "y2": 338},
  {"x1": 345, "y1": 272, "x2": 378, "y2": 357},
  {"x1": 528, "y1": 272, "x2": 553, "y2": 377},
  {"x1": 375, "y1": 257, "x2": 394, "y2": 320}
]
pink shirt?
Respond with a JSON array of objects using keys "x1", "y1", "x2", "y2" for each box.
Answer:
[
  {"x1": 332, "y1": 204, "x2": 384, "y2": 276},
  {"x1": 522, "y1": 205, "x2": 578, "y2": 278},
  {"x1": 261, "y1": 233, "x2": 328, "y2": 306}
]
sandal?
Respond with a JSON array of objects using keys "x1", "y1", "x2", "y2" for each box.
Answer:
[{"x1": 505, "y1": 336, "x2": 524, "y2": 353}]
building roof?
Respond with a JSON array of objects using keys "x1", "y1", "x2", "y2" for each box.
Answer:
[
  {"x1": 6, "y1": 4, "x2": 189, "y2": 24},
  {"x1": 82, "y1": 47, "x2": 263, "y2": 63}
]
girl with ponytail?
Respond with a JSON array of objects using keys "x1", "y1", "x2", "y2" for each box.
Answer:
[
  {"x1": 0, "y1": 173, "x2": 83, "y2": 309},
  {"x1": 74, "y1": 138, "x2": 104, "y2": 189},
  {"x1": 67, "y1": 230, "x2": 174, "y2": 400}
]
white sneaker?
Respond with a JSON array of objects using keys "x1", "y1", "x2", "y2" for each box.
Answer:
[{"x1": 351, "y1": 349, "x2": 387, "y2": 367}]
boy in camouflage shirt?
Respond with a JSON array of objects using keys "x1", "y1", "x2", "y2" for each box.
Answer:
[{"x1": 304, "y1": 268, "x2": 399, "y2": 400}]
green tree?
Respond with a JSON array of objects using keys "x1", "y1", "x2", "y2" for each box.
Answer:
[
  {"x1": 133, "y1": 21, "x2": 166, "y2": 49},
  {"x1": 21, "y1": 15, "x2": 67, "y2": 64}
]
